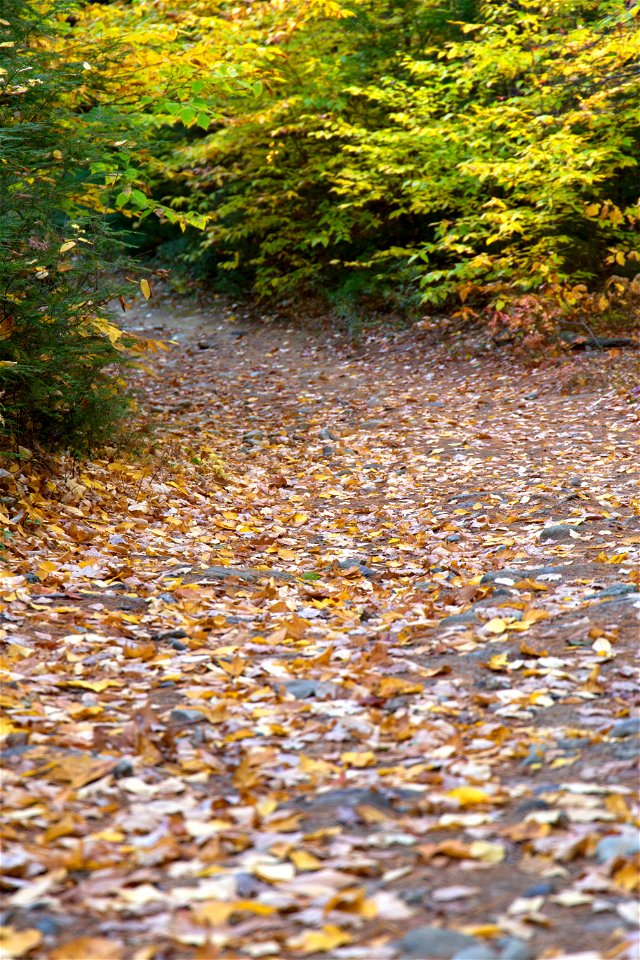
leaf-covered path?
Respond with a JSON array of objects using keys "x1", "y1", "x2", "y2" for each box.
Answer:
[{"x1": 1, "y1": 301, "x2": 639, "y2": 960}]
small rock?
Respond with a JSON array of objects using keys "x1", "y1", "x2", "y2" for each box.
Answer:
[
  {"x1": 170, "y1": 639, "x2": 187, "y2": 650},
  {"x1": 401, "y1": 887, "x2": 429, "y2": 906},
  {"x1": 319, "y1": 427, "x2": 339, "y2": 441},
  {"x1": 154, "y1": 629, "x2": 188, "y2": 641},
  {"x1": 284, "y1": 679, "x2": 337, "y2": 700},
  {"x1": 609, "y1": 717, "x2": 640, "y2": 738},
  {"x1": 595, "y1": 831, "x2": 640, "y2": 864},
  {"x1": 524, "y1": 391, "x2": 538, "y2": 401},
  {"x1": 384, "y1": 696, "x2": 411, "y2": 712},
  {"x1": 523, "y1": 881, "x2": 555, "y2": 897},
  {"x1": 242, "y1": 429, "x2": 265, "y2": 442},
  {"x1": 498, "y1": 938, "x2": 534, "y2": 960},
  {"x1": 285, "y1": 679, "x2": 318, "y2": 700},
  {"x1": 32, "y1": 916, "x2": 67, "y2": 937},
  {"x1": 522, "y1": 743, "x2": 546, "y2": 767},
  {"x1": 454, "y1": 947, "x2": 497, "y2": 960},
  {"x1": 446, "y1": 534, "x2": 461, "y2": 543},
  {"x1": 480, "y1": 565, "x2": 564, "y2": 584},
  {"x1": 394, "y1": 927, "x2": 482, "y2": 959},
  {"x1": 540, "y1": 523, "x2": 580, "y2": 541},
  {"x1": 337, "y1": 558, "x2": 376, "y2": 577},
  {"x1": 197, "y1": 341, "x2": 213, "y2": 350},
  {"x1": 170, "y1": 708, "x2": 206, "y2": 725},
  {"x1": 569, "y1": 476, "x2": 583, "y2": 487},
  {"x1": 589, "y1": 583, "x2": 637, "y2": 600},
  {"x1": 322, "y1": 444, "x2": 335, "y2": 458},
  {"x1": 113, "y1": 758, "x2": 134, "y2": 778},
  {"x1": 24, "y1": 572, "x2": 41, "y2": 584},
  {"x1": 613, "y1": 739, "x2": 640, "y2": 760}
]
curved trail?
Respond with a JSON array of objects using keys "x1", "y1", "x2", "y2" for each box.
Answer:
[{"x1": 1, "y1": 299, "x2": 638, "y2": 960}]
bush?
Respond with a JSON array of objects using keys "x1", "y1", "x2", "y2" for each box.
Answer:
[
  {"x1": 145, "y1": 0, "x2": 640, "y2": 332},
  {"x1": 0, "y1": 0, "x2": 137, "y2": 452}
]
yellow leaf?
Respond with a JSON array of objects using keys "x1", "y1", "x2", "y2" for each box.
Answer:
[
  {"x1": 340, "y1": 750, "x2": 376, "y2": 768},
  {"x1": 59, "y1": 241, "x2": 76, "y2": 254},
  {"x1": 62, "y1": 680, "x2": 122, "y2": 692},
  {"x1": 612, "y1": 861, "x2": 640, "y2": 893},
  {"x1": 377, "y1": 676, "x2": 423, "y2": 697},
  {"x1": 289, "y1": 849, "x2": 323, "y2": 871},
  {"x1": 49, "y1": 938, "x2": 122, "y2": 960},
  {"x1": 469, "y1": 840, "x2": 505, "y2": 863},
  {"x1": 277, "y1": 547, "x2": 297, "y2": 561},
  {"x1": 0, "y1": 927, "x2": 42, "y2": 959},
  {"x1": 485, "y1": 652, "x2": 509, "y2": 671},
  {"x1": 0, "y1": 718, "x2": 17, "y2": 739},
  {"x1": 446, "y1": 787, "x2": 493, "y2": 807},
  {"x1": 485, "y1": 617, "x2": 508, "y2": 634},
  {"x1": 140, "y1": 278, "x2": 151, "y2": 299},
  {"x1": 290, "y1": 925, "x2": 352, "y2": 955}
]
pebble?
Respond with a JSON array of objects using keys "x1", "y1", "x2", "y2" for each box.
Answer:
[
  {"x1": 522, "y1": 743, "x2": 546, "y2": 767},
  {"x1": 395, "y1": 927, "x2": 483, "y2": 959},
  {"x1": 609, "y1": 717, "x2": 640, "y2": 738},
  {"x1": 446, "y1": 534, "x2": 462, "y2": 543},
  {"x1": 284, "y1": 679, "x2": 337, "y2": 700},
  {"x1": 113, "y1": 758, "x2": 134, "y2": 778},
  {"x1": 589, "y1": 583, "x2": 637, "y2": 600},
  {"x1": 595, "y1": 830, "x2": 640, "y2": 864},
  {"x1": 319, "y1": 427, "x2": 339, "y2": 440},
  {"x1": 322, "y1": 444, "x2": 335, "y2": 458},
  {"x1": 242, "y1": 429, "x2": 265, "y2": 442},
  {"x1": 523, "y1": 881, "x2": 555, "y2": 897},
  {"x1": 454, "y1": 946, "x2": 497, "y2": 960},
  {"x1": 170, "y1": 708, "x2": 206, "y2": 725},
  {"x1": 337, "y1": 558, "x2": 376, "y2": 577},
  {"x1": 498, "y1": 938, "x2": 534, "y2": 960},
  {"x1": 613, "y1": 739, "x2": 640, "y2": 760},
  {"x1": 539, "y1": 523, "x2": 580, "y2": 541}
]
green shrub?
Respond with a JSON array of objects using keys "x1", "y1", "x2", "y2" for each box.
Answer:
[
  {"x1": 0, "y1": 0, "x2": 137, "y2": 452},
  {"x1": 145, "y1": 0, "x2": 640, "y2": 329}
]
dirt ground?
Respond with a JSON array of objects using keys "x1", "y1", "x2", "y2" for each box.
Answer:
[{"x1": 1, "y1": 297, "x2": 638, "y2": 960}]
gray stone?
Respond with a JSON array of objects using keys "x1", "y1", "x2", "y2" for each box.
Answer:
[
  {"x1": 285, "y1": 680, "x2": 318, "y2": 699},
  {"x1": 395, "y1": 927, "x2": 482, "y2": 959},
  {"x1": 113, "y1": 758, "x2": 134, "y2": 778},
  {"x1": 322, "y1": 444, "x2": 335, "y2": 458},
  {"x1": 337, "y1": 558, "x2": 376, "y2": 577},
  {"x1": 498, "y1": 938, "x2": 535, "y2": 960},
  {"x1": 595, "y1": 831, "x2": 640, "y2": 864},
  {"x1": 446, "y1": 534, "x2": 461, "y2": 543},
  {"x1": 609, "y1": 717, "x2": 640, "y2": 738},
  {"x1": 522, "y1": 743, "x2": 546, "y2": 766},
  {"x1": 193, "y1": 565, "x2": 294, "y2": 583},
  {"x1": 588, "y1": 583, "x2": 637, "y2": 600},
  {"x1": 319, "y1": 427, "x2": 339, "y2": 441},
  {"x1": 454, "y1": 947, "x2": 497, "y2": 960},
  {"x1": 523, "y1": 881, "x2": 555, "y2": 897},
  {"x1": 613, "y1": 739, "x2": 640, "y2": 760},
  {"x1": 284, "y1": 679, "x2": 337, "y2": 700},
  {"x1": 441, "y1": 611, "x2": 478, "y2": 625},
  {"x1": 170, "y1": 708, "x2": 207, "y2": 725},
  {"x1": 480, "y1": 565, "x2": 564, "y2": 584},
  {"x1": 242, "y1": 429, "x2": 265, "y2": 442},
  {"x1": 539, "y1": 524, "x2": 580, "y2": 541}
]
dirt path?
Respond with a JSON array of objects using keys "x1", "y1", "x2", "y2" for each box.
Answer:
[{"x1": 1, "y1": 299, "x2": 639, "y2": 960}]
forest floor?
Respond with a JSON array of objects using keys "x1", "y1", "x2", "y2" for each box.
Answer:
[{"x1": 1, "y1": 297, "x2": 639, "y2": 960}]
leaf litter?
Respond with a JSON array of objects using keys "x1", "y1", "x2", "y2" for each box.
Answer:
[{"x1": 1, "y1": 298, "x2": 639, "y2": 960}]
